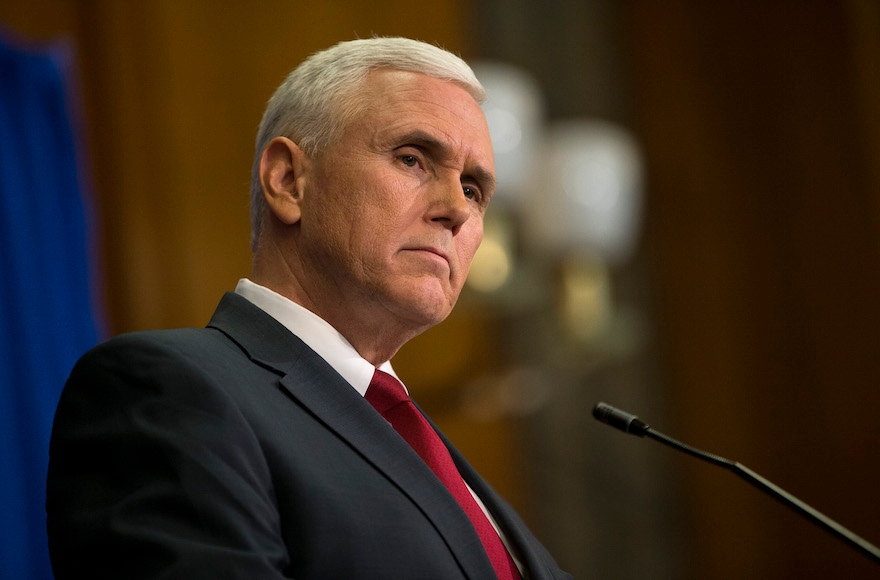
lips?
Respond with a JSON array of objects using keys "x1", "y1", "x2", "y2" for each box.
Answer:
[{"x1": 402, "y1": 246, "x2": 451, "y2": 269}]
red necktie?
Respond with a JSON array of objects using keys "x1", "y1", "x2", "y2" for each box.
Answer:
[{"x1": 366, "y1": 369, "x2": 521, "y2": 580}]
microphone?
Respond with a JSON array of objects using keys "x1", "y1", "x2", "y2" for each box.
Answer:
[{"x1": 592, "y1": 402, "x2": 880, "y2": 565}]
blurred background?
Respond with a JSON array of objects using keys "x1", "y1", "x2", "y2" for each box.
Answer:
[{"x1": 2, "y1": 1, "x2": 879, "y2": 578}]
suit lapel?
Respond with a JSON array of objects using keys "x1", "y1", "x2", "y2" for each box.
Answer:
[{"x1": 207, "y1": 293, "x2": 497, "y2": 579}]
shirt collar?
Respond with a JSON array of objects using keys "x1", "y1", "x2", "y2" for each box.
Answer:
[{"x1": 234, "y1": 278, "x2": 399, "y2": 396}]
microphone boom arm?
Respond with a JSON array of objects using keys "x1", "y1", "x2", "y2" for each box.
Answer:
[{"x1": 593, "y1": 402, "x2": 880, "y2": 565}]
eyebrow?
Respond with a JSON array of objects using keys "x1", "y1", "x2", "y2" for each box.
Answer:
[{"x1": 395, "y1": 129, "x2": 497, "y2": 193}]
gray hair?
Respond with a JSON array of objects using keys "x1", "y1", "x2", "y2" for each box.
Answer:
[{"x1": 249, "y1": 37, "x2": 486, "y2": 251}]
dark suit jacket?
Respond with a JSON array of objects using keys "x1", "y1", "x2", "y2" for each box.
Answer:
[{"x1": 47, "y1": 292, "x2": 571, "y2": 579}]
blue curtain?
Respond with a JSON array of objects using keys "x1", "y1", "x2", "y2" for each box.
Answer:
[{"x1": 0, "y1": 31, "x2": 104, "y2": 579}]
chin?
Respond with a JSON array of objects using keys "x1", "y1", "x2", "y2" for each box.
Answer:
[
  {"x1": 398, "y1": 297, "x2": 456, "y2": 332},
  {"x1": 413, "y1": 302, "x2": 454, "y2": 329},
  {"x1": 378, "y1": 276, "x2": 461, "y2": 332}
]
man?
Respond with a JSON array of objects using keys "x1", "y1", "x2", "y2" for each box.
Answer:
[{"x1": 47, "y1": 37, "x2": 571, "y2": 579}]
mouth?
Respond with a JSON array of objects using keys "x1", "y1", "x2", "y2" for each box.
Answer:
[{"x1": 402, "y1": 246, "x2": 450, "y2": 268}]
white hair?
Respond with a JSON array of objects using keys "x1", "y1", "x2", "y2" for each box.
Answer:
[{"x1": 249, "y1": 37, "x2": 486, "y2": 251}]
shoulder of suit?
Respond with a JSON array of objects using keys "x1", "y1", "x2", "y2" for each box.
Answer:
[{"x1": 76, "y1": 326, "x2": 241, "y2": 374}]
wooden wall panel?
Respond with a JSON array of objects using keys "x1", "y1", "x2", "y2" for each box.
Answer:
[{"x1": 628, "y1": 1, "x2": 880, "y2": 577}]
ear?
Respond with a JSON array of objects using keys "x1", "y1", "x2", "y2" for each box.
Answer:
[{"x1": 259, "y1": 136, "x2": 309, "y2": 225}]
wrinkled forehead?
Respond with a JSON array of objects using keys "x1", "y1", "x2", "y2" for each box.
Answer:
[
  {"x1": 363, "y1": 70, "x2": 493, "y2": 146},
  {"x1": 346, "y1": 69, "x2": 487, "y2": 130}
]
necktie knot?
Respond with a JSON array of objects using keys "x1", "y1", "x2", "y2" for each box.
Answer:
[{"x1": 365, "y1": 369, "x2": 409, "y2": 415}]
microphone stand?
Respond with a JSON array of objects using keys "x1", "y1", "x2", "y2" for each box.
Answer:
[{"x1": 592, "y1": 402, "x2": 880, "y2": 565}]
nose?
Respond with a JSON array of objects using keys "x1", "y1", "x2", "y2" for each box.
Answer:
[{"x1": 426, "y1": 177, "x2": 471, "y2": 234}]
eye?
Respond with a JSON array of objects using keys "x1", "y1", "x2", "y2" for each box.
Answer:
[
  {"x1": 463, "y1": 185, "x2": 478, "y2": 200},
  {"x1": 400, "y1": 154, "x2": 418, "y2": 167}
]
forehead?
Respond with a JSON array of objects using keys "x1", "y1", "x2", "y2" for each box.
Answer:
[{"x1": 352, "y1": 70, "x2": 495, "y2": 168}]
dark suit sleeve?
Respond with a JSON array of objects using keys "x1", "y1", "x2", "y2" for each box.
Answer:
[{"x1": 47, "y1": 333, "x2": 292, "y2": 579}]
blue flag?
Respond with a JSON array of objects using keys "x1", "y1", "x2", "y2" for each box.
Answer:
[{"x1": 0, "y1": 30, "x2": 104, "y2": 580}]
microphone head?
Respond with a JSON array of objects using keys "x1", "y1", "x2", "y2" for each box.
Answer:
[{"x1": 592, "y1": 402, "x2": 649, "y2": 436}]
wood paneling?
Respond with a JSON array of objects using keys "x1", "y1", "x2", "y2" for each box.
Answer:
[{"x1": 628, "y1": 1, "x2": 880, "y2": 576}]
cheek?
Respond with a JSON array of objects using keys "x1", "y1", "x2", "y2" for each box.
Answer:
[
  {"x1": 457, "y1": 224, "x2": 485, "y2": 270},
  {"x1": 310, "y1": 176, "x2": 378, "y2": 239}
]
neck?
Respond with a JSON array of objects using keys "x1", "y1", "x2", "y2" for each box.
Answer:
[{"x1": 252, "y1": 247, "x2": 421, "y2": 366}]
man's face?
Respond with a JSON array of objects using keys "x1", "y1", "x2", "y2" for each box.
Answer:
[{"x1": 295, "y1": 70, "x2": 495, "y2": 335}]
